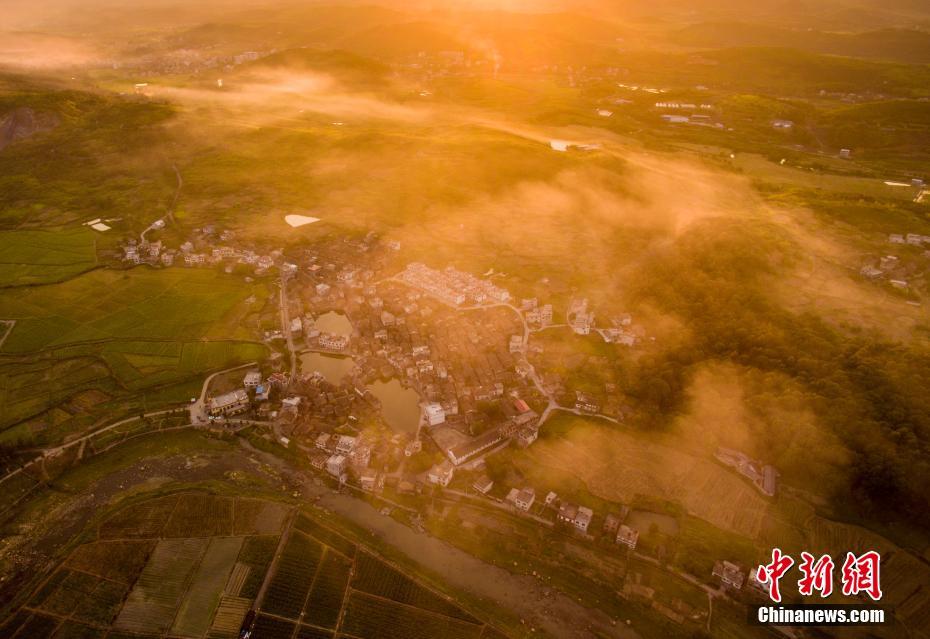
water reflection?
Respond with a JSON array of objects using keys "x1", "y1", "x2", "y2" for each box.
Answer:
[
  {"x1": 313, "y1": 311, "x2": 352, "y2": 336},
  {"x1": 300, "y1": 352, "x2": 354, "y2": 383},
  {"x1": 367, "y1": 378, "x2": 420, "y2": 435}
]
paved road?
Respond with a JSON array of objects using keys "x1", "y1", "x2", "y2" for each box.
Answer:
[
  {"x1": 0, "y1": 320, "x2": 15, "y2": 350},
  {"x1": 0, "y1": 408, "x2": 178, "y2": 488},
  {"x1": 279, "y1": 273, "x2": 299, "y2": 385},
  {"x1": 188, "y1": 361, "x2": 259, "y2": 425}
]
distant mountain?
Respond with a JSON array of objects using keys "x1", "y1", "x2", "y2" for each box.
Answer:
[{"x1": 674, "y1": 23, "x2": 930, "y2": 64}]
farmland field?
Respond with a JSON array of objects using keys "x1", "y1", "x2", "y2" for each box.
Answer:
[
  {"x1": 3, "y1": 494, "x2": 512, "y2": 638},
  {"x1": 302, "y1": 549, "x2": 352, "y2": 629},
  {"x1": 237, "y1": 535, "x2": 280, "y2": 599},
  {"x1": 99, "y1": 494, "x2": 179, "y2": 539},
  {"x1": 113, "y1": 537, "x2": 208, "y2": 634},
  {"x1": 341, "y1": 591, "x2": 485, "y2": 639},
  {"x1": 170, "y1": 536, "x2": 244, "y2": 637},
  {"x1": 0, "y1": 264, "x2": 268, "y2": 439},
  {"x1": 65, "y1": 539, "x2": 155, "y2": 583},
  {"x1": 295, "y1": 625, "x2": 335, "y2": 639},
  {"x1": 0, "y1": 228, "x2": 98, "y2": 287},
  {"x1": 352, "y1": 552, "x2": 478, "y2": 623},
  {"x1": 0, "y1": 268, "x2": 260, "y2": 354},
  {"x1": 210, "y1": 595, "x2": 252, "y2": 637},
  {"x1": 260, "y1": 531, "x2": 324, "y2": 619},
  {"x1": 163, "y1": 493, "x2": 234, "y2": 537},
  {"x1": 234, "y1": 499, "x2": 289, "y2": 535},
  {"x1": 295, "y1": 514, "x2": 357, "y2": 558},
  {"x1": 251, "y1": 614, "x2": 297, "y2": 639}
]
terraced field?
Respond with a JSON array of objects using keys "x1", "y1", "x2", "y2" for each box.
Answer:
[{"x1": 0, "y1": 493, "x2": 512, "y2": 639}]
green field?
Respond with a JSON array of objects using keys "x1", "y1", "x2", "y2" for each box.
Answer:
[
  {"x1": 0, "y1": 228, "x2": 99, "y2": 286},
  {"x1": 0, "y1": 268, "x2": 260, "y2": 353},
  {"x1": 262, "y1": 531, "x2": 324, "y2": 619},
  {"x1": 170, "y1": 536, "x2": 244, "y2": 637},
  {"x1": 114, "y1": 537, "x2": 209, "y2": 634},
  {"x1": 302, "y1": 549, "x2": 352, "y2": 629},
  {"x1": 0, "y1": 266, "x2": 268, "y2": 437}
]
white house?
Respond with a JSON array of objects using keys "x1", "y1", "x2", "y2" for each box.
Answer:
[
  {"x1": 427, "y1": 460, "x2": 455, "y2": 487},
  {"x1": 425, "y1": 402, "x2": 446, "y2": 426},
  {"x1": 326, "y1": 454, "x2": 347, "y2": 477}
]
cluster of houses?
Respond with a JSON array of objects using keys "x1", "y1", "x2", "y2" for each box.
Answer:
[
  {"x1": 660, "y1": 113, "x2": 725, "y2": 129},
  {"x1": 714, "y1": 447, "x2": 778, "y2": 498},
  {"x1": 599, "y1": 313, "x2": 640, "y2": 346},
  {"x1": 496, "y1": 485, "x2": 644, "y2": 549},
  {"x1": 121, "y1": 228, "x2": 280, "y2": 276},
  {"x1": 206, "y1": 369, "x2": 290, "y2": 418},
  {"x1": 397, "y1": 263, "x2": 511, "y2": 307},
  {"x1": 655, "y1": 102, "x2": 714, "y2": 111},
  {"x1": 309, "y1": 431, "x2": 378, "y2": 487},
  {"x1": 566, "y1": 299, "x2": 641, "y2": 346},
  {"x1": 858, "y1": 236, "x2": 930, "y2": 291},
  {"x1": 521, "y1": 298, "x2": 553, "y2": 328},
  {"x1": 568, "y1": 298, "x2": 595, "y2": 335},
  {"x1": 888, "y1": 232, "x2": 930, "y2": 246}
]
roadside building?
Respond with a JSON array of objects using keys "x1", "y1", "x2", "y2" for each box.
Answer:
[
  {"x1": 243, "y1": 371, "x2": 262, "y2": 389},
  {"x1": 514, "y1": 487, "x2": 536, "y2": 512},
  {"x1": 616, "y1": 525, "x2": 639, "y2": 550},
  {"x1": 473, "y1": 475, "x2": 494, "y2": 494},
  {"x1": 713, "y1": 561, "x2": 746, "y2": 590},
  {"x1": 425, "y1": 402, "x2": 446, "y2": 426},
  {"x1": 558, "y1": 502, "x2": 579, "y2": 525},
  {"x1": 359, "y1": 469, "x2": 382, "y2": 492},
  {"x1": 574, "y1": 506, "x2": 594, "y2": 533},
  {"x1": 603, "y1": 513, "x2": 621, "y2": 535},
  {"x1": 427, "y1": 460, "x2": 455, "y2": 487},
  {"x1": 315, "y1": 433, "x2": 332, "y2": 451},
  {"x1": 319, "y1": 333, "x2": 349, "y2": 350},
  {"x1": 207, "y1": 389, "x2": 250, "y2": 417},
  {"x1": 335, "y1": 435, "x2": 357, "y2": 455},
  {"x1": 326, "y1": 454, "x2": 347, "y2": 477}
]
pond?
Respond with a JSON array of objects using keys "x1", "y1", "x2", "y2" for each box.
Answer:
[
  {"x1": 366, "y1": 378, "x2": 421, "y2": 435},
  {"x1": 313, "y1": 311, "x2": 352, "y2": 336},
  {"x1": 626, "y1": 510, "x2": 680, "y2": 537},
  {"x1": 300, "y1": 352, "x2": 355, "y2": 383}
]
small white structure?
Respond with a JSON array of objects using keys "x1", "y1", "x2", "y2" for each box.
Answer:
[
  {"x1": 335, "y1": 435, "x2": 357, "y2": 455},
  {"x1": 425, "y1": 402, "x2": 446, "y2": 426},
  {"x1": 326, "y1": 454, "x2": 347, "y2": 477},
  {"x1": 427, "y1": 460, "x2": 455, "y2": 487},
  {"x1": 514, "y1": 487, "x2": 535, "y2": 512},
  {"x1": 574, "y1": 506, "x2": 594, "y2": 533},
  {"x1": 616, "y1": 525, "x2": 639, "y2": 549},
  {"x1": 243, "y1": 371, "x2": 262, "y2": 389}
]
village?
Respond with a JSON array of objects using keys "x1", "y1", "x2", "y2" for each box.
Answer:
[
  {"x1": 109, "y1": 222, "x2": 789, "y2": 621},
  {"x1": 858, "y1": 231, "x2": 930, "y2": 297}
]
